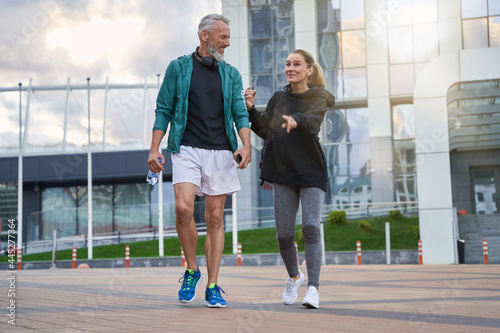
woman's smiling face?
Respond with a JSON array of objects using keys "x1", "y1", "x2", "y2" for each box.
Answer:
[{"x1": 285, "y1": 53, "x2": 313, "y2": 85}]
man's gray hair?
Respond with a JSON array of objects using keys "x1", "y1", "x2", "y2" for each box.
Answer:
[{"x1": 198, "y1": 14, "x2": 230, "y2": 38}]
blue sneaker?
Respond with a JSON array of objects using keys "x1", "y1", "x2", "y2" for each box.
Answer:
[
  {"x1": 204, "y1": 283, "x2": 227, "y2": 308},
  {"x1": 178, "y1": 267, "x2": 202, "y2": 303}
]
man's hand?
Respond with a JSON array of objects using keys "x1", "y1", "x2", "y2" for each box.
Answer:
[
  {"x1": 148, "y1": 150, "x2": 165, "y2": 173},
  {"x1": 148, "y1": 130, "x2": 166, "y2": 173},
  {"x1": 235, "y1": 127, "x2": 252, "y2": 169},
  {"x1": 234, "y1": 144, "x2": 251, "y2": 170}
]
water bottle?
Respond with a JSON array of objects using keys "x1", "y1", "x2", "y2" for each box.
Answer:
[{"x1": 146, "y1": 158, "x2": 162, "y2": 185}]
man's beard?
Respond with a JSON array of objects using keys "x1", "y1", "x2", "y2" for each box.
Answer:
[{"x1": 207, "y1": 44, "x2": 224, "y2": 62}]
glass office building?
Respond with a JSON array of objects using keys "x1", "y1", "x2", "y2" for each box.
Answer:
[
  {"x1": 222, "y1": 0, "x2": 500, "y2": 264},
  {"x1": 1, "y1": 0, "x2": 499, "y2": 264}
]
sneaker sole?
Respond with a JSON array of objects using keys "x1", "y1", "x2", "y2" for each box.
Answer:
[
  {"x1": 302, "y1": 301, "x2": 319, "y2": 309},
  {"x1": 204, "y1": 301, "x2": 226, "y2": 308},
  {"x1": 178, "y1": 276, "x2": 203, "y2": 303}
]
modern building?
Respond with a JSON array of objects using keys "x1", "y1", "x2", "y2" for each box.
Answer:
[{"x1": 1, "y1": 0, "x2": 499, "y2": 264}]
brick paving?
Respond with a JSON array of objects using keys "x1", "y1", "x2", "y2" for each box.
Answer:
[{"x1": 1, "y1": 265, "x2": 500, "y2": 332}]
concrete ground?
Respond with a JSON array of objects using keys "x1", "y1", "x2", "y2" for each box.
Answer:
[{"x1": 1, "y1": 265, "x2": 499, "y2": 332}]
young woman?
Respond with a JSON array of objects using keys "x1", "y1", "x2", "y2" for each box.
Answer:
[{"x1": 245, "y1": 49, "x2": 335, "y2": 308}]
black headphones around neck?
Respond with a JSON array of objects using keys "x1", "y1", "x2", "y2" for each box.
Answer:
[{"x1": 195, "y1": 47, "x2": 219, "y2": 70}]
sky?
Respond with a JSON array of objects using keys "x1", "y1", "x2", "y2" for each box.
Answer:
[
  {"x1": 0, "y1": 0, "x2": 222, "y2": 86},
  {"x1": 0, "y1": 0, "x2": 222, "y2": 154}
]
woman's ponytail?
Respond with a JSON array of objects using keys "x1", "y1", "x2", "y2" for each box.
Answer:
[{"x1": 291, "y1": 49, "x2": 326, "y2": 86}]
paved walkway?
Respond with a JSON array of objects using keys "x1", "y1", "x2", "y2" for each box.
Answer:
[{"x1": 1, "y1": 265, "x2": 500, "y2": 332}]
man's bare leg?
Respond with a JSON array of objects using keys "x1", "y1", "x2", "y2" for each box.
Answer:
[
  {"x1": 204, "y1": 193, "x2": 227, "y2": 287},
  {"x1": 174, "y1": 182, "x2": 199, "y2": 271}
]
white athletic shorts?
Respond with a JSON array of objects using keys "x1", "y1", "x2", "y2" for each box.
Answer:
[{"x1": 171, "y1": 145, "x2": 241, "y2": 197}]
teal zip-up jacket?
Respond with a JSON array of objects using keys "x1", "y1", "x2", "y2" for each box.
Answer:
[{"x1": 152, "y1": 53, "x2": 249, "y2": 154}]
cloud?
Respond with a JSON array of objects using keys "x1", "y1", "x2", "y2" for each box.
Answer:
[
  {"x1": 0, "y1": 0, "x2": 221, "y2": 86},
  {"x1": 0, "y1": 0, "x2": 222, "y2": 153}
]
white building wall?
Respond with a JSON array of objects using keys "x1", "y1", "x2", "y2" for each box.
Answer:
[
  {"x1": 294, "y1": 0, "x2": 317, "y2": 57},
  {"x1": 414, "y1": 47, "x2": 500, "y2": 264}
]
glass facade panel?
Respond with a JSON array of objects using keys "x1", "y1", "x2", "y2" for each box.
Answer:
[
  {"x1": 463, "y1": 18, "x2": 488, "y2": 48},
  {"x1": 317, "y1": 0, "x2": 340, "y2": 33},
  {"x1": 42, "y1": 187, "x2": 77, "y2": 239},
  {"x1": 114, "y1": 183, "x2": 150, "y2": 231},
  {"x1": 249, "y1": 0, "x2": 294, "y2": 106},
  {"x1": 413, "y1": 23, "x2": 439, "y2": 62},
  {"x1": 274, "y1": 37, "x2": 295, "y2": 73},
  {"x1": 249, "y1": 6, "x2": 272, "y2": 38},
  {"x1": 490, "y1": 0, "x2": 500, "y2": 16},
  {"x1": 251, "y1": 75, "x2": 274, "y2": 106},
  {"x1": 317, "y1": 0, "x2": 366, "y2": 100},
  {"x1": 323, "y1": 109, "x2": 346, "y2": 143},
  {"x1": 340, "y1": 0, "x2": 364, "y2": 30},
  {"x1": 390, "y1": 64, "x2": 415, "y2": 95},
  {"x1": 77, "y1": 185, "x2": 113, "y2": 235},
  {"x1": 349, "y1": 143, "x2": 371, "y2": 176},
  {"x1": 393, "y1": 104, "x2": 415, "y2": 140},
  {"x1": 39, "y1": 182, "x2": 154, "y2": 241},
  {"x1": 250, "y1": 0, "x2": 270, "y2": 6},
  {"x1": 412, "y1": 0, "x2": 438, "y2": 23},
  {"x1": 389, "y1": 26, "x2": 414, "y2": 63},
  {"x1": 274, "y1": 4, "x2": 294, "y2": 37},
  {"x1": 341, "y1": 30, "x2": 366, "y2": 68},
  {"x1": 490, "y1": 16, "x2": 500, "y2": 46},
  {"x1": 325, "y1": 143, "x2": 349, "y2": 177},
  {"x1": 346, "y1": 108, "x2": 369, "y2": 142},
  {"x1": 318, "y1": 33, "x2": 341, "y2": 69},
  {"x1": 461, "y1": 0, "x2": 488, "y2": 19},
  {"x1": 250, "y1": 39, "x2": 273, "y2": 74},
  {"x1": 343, "y1": 68, "x2": 367, "y2": 99},
  {"x1": 323, "y1": 106, "x2": 371, "y2": 209},
  {"x1": 388, "y1": 0, "x2": 412, "y2": 26},
  {"x1": 324, "y1": 69, "x2": 343, "y2": 100}
]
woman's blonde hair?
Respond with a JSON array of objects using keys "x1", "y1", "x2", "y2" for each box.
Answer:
[{"x1": 291, "y1": 49, "x2": 326, "y2": 86}]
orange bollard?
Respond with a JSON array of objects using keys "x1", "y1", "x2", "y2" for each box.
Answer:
[
  {"x1": 356, "y1": 241, "x2": 362, "y2": 265},
  {"x1": 17, "y1": 248, "x2": 22, "y2": 270},
  {"x1": 418, "y1": 240, "x2": 423, "y2": 265},
  {"x1": 125, "y1": 245, "x2": 130, "y2": 268},
  {"x1": 181, "y1": 248, "x2": 186, "y2": 267},
  {"x1": 237, "y1": 243, "x2": 242, "y2": 266},
  {"x1": 72, "y1": 247, "x2": 77, "y2": 269},
  {"x1": 483, "y1": 239, "x2": 489, "y2": 265}
]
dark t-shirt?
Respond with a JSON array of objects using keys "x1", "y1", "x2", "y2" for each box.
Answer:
[{"x1": 180, "y1": 56, "x2": 231, "y2": 151}]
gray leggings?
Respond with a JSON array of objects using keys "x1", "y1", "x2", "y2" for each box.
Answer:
[{"x1": 273, "y1": 182, "x2": 324, "y2": 289}]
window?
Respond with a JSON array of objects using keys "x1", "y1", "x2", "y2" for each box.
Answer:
[
  {"x1": 392, "y1": 104, "x2": 417, "y2": 204},
  {"x1": 39, "y1": 182, "x2": 156, "y2": 241},
  {"x1": 249, "y1": 0, "x2": 295, "y2": 106},
  {"x1": 323, "y1": 108, "x2": 371, "y2": 211},
  {"x1": 461, "y1": 0, "x2": 500, "y2": 48},
  {"x1": 317, "y1": 0, "x2": 367, "y2": 100},
  {"x1": 387, "y1": 0, "x2": 439, "y2": 95}
]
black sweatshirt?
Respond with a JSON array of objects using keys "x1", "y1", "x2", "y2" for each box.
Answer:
[{"x1": 248, "y1": 84, "x2": 335, "y2": 191}]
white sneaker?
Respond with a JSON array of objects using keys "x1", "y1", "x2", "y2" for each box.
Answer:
[
  {"x1": 282, "y1": 270, "x2": 305, "y2": 305},
  {"x1": 302, "y1": 286, "x2": 320, "y2": 309}
]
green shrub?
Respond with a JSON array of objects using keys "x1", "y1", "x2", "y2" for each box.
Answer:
[
  {"x1": 388, "y1": 210, "x2": 403, "y2": 220},
  {"x1": 326, "y1": 210, "x2": 347, "y2": 225},
  {"x1": 297, "y1": 229, "x2": 304, "y2": 243},
  {"x1": 358, "y1": 220, "x2": 372, "y2": 232},
  {"x1": 412, "y1": 225, "x2": 420, "y2": 238}
]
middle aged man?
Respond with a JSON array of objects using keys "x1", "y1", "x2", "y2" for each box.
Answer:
[{"x1": 147, "y1": 13, "x2": 251, "y2": 308}]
